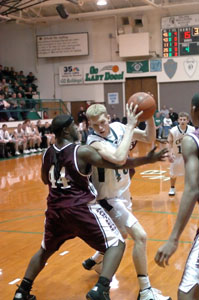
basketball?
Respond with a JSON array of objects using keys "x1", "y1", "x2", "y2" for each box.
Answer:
[{"x1": 128, "y1": 92, "x2": 156, "y2": 122}]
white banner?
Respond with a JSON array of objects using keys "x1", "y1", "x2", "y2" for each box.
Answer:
[
  {"x1": 37, "y1": 33, "x2": 88, "y2": 58},
  {"x1": 84, "y1": 62, "x2": 125, "y2": 84},
  {"x1": 59, "y1": 65, "x2": 83, "y2": 85}
]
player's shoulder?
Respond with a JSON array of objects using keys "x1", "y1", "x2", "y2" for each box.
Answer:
[
  {"x1": 110, "y1": 121, "x2": 125, "y2": 132},
  {"x1": 187, "y1": 125, "x2": 195, "y2": 132}
]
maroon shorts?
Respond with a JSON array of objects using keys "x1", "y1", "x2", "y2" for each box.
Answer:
[{"x1": 41, "y1": 202, "x2": 124, "y2": 253}]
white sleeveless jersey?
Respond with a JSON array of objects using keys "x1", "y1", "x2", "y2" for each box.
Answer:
[
  {"x1": 87, "y1": 122, "x2": 131, "y2": 200},
  {"x1": 170, "y1": 125, "x2": 195, "y2": 156},
  {"x1": 14, "y1": 128, "x2": 25, "y2": 139}
]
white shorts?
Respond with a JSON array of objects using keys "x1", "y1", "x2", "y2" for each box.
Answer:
[
  {"x1": 170, "y1": 155, "x2": 184, "y2": 177},
  {"x1": 179, "y1": 233, "x2": 199, "y2": 293},
  {"x1": 99, "y1": 190, "x2": 138, "y2": 237}
]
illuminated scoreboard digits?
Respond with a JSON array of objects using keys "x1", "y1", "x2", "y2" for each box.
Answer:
[
  {"x1": 162, "y1": 28, "x2": 178, "y2": 58},
  {"x1": 162, "y1": 26, "x2": 199, "y2": 57},
  {"x1": 179, "y1": 27, "x2": 199, "y2": 55}
]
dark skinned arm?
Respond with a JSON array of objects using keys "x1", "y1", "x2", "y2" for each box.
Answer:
[{"x1": 77, "y1": 145, "x2": 168, "y2": 174}]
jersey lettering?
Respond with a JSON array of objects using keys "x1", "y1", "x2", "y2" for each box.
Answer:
[
  {"x1": 49, "y1": 165, "x2": 71, "y2": 189},
  {"x1": 177, "y1": 145, "x2": 182, "y2": 154}
]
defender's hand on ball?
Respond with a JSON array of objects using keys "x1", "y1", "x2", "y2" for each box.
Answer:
[
  {"x1": 146, "y1": 146, "x2": 169, "y2": 163},
  {"x1": 126, "y1": 103, "x2": 143, "y2": 129}
]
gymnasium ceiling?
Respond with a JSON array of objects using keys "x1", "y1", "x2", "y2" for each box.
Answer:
[{"x1": 0, "y1": 0, "x2": 199, "y2": 24}]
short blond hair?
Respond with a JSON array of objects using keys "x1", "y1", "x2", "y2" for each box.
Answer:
[
  {"x1": 86, "y1": 104, "x2": 107, "y2": 119},
  {"x1": 178, "y1": 112, "x2": 189, "y2": 119}
]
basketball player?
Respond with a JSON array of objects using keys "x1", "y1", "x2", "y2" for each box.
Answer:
[
  {"x1": 82, "y1": 104, "x2": 171, "y2": 300},
  {"x1": 168, "y1": 112, "x2": 195, "y2": 196},
  {"x1": 13, "y1": 106, "x2": 167, "y2": 300},
  {"x1": 155, "y1": 93, "x2": 199, "y2": 300}
]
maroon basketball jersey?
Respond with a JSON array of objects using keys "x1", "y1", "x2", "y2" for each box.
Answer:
[{"x1": 42, "y1": 143, "x2": 97, "y2": 209}]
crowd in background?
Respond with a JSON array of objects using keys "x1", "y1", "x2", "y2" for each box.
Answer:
[
  {"x1": 0, "y1": 103, "x2": 193, "y2": 159},
  {"x1": 0, "y1": 64, "x2": 39, "y2": 122},
  {"x1": 0, "y1": 120, "x2": 54, "y2": 158}
]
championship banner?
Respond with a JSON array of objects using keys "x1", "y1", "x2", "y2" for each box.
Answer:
[
  {"x1": 84, "y1": 62, "x2": 125, "y2": 83},
  {"x1": 126, "y1": 60, "x2": 149, "y2": 73},
  {"x1": 59, "y1": 65, "x2": 83, "y2": 85}
]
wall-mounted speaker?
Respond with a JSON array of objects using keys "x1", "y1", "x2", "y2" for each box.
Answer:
[{"x1": 56, "y1": 4, "x2": 69, "y2": 19}]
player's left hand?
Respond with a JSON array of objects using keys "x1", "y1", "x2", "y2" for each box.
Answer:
[
  {"x1": 154, "y1": 239, "x2": 179, "y2": 268},
  {"x1": 146, "y1": 146, "x2": 168, "y2": 163}
]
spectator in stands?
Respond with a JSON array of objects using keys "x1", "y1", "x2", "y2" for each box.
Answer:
[
  {"x1": 155, "y1": 111, "x2": 163, "y2": 139},
  {"x1": 0, "y1": 78, "x2": 8, "y2": 90},
  {"x1": 111, "y1": 114, "x2": 120, "y2": 123},
  {"x1": 23, "y1": 120, "x2": 38, "y2": 153},
  {"x1": 30, "y1": 123, "x2": 42, "y2": 151},
  {"x1": 17, "y1": 70, "x2": 26, "y2": 85},
  {"x1": 13, "y1": 123, "x2": 30, "y2": 154},
  {"x1": 160, "y1": 104, "x2": 169, "y2": 118},
  {"x1": 43, "y1": 110, "x2": 49, "y2": 119},
  {"x1": 25, "y1": 87, "x2": 36, "y2": 109},
  {"x1": 122, "y1": 116, "x2": 127, "y2": 125},
  {"x1": 17, "y1": 86, "x2": 25, "y2": 98},
  {"x1": 26, "y1": 72, "x2": 37, "y2": 84},
  {"x1": 0, "y1": 94, "x2": 14, "y2": 121},
  {"x1": 3, "y1": 86, "x2": 12, "y2": 99},
  {"x1": 0, "y1": 124, "x2": 16, "y2": 157},
  {"x1": 169, "y1": 107, "x2": 178, "y2": 126},
  {"x1": 163, "y1": 113, "x2": 172, "y2": 138}
]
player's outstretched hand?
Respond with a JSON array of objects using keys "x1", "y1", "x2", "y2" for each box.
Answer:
[
  {"x1": 126, "y1": 103, "x2": 143, "y2": 129},
  {"x1": 154, "y1": 239, "x2": 179, "y2": 268},
  {"x1": 146, "y1": 146, "x2": 168, "y2": 163}
]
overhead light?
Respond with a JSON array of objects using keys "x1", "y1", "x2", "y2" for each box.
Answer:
[{"x1": 97, "y1": 0, "x2": 107, "y2": 6}]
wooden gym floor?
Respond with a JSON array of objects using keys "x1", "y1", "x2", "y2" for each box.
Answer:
[{"x1": 1, "y1": 142, "x2": 198, "y2": 300}]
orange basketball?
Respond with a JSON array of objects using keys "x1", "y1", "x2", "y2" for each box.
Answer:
[{"x1": 128, "y1": 92, "x2": 156, "y2": 122}]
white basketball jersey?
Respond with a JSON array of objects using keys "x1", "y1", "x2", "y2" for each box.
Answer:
[
  {"x1": 14, "y1": 128, "x2": 25, "y2": 139},
  {"x1": 87, "y1": 122, "x2": 131, "y2": 200},
  {"x1": 170, "y1": 125, "x2": 195, "y2": 156}
]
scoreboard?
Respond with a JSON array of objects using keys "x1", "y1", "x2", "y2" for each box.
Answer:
[{"x1": 162, "y1": 26, "x2": 199, "y2": 57}]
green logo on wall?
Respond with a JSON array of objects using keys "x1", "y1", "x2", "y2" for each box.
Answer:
[
  {"x1": 127, "y1": 61, "x2": 149, "y2": 73},
  {"x1": 85, "y1": 65, "x2": 124, "y2": 82}
]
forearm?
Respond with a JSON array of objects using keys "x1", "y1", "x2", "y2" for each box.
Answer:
[
  {"x1": 121, "y1": 156, "x2": 152, "y2": 168},
  {"x1": 113, "y1": 125, "x2": 135, "y2": 163},
  {"x1": 143, "y1": 118, "x2": 156, "y2": 142},
  {"x1": 133, "y1": 117, "x2": 156, "y2": 143}
]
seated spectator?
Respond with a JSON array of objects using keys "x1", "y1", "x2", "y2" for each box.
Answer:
[
  {"x1": 0, "y1": 124, "x2": 16, "y2": 157},
  {"x1": 30, "y1": 123, "x2": 42, "y2": 151},
  {"x1": 24, "y1": 87, "x2": 36, "y2": 109},
  {"x1": 43, "y1": 122, "x2": 55, "y2": 147},
  {"x1": 7, "y1": 93, "x2": 20, "y2": 121},
  {"x1": 23, "y1": 119, "x2": 40, "y2": 152},
  {"x1": 160, "y1": 104, "x2": 169, "y2": 119},
  {"x1": 43, "y1": 110, "x2": 49, "y2": 119},
  {"x1": 0, "y1": 94, "x2": 14, "y2": 121},
  {"x1": 3, "y1": 86, "x2": 12, "y2": 99},
  {"x1": 13, "y1": 123, "x2": 30, "y2": 154},
  {"x1": 111, "y1": 114, "x2": 120, "y2": 123},
  {"x1": 169, "y1": 107, "x2": 178, "y2": 126},
  {"x1": 154, "y1": 111, "x2": 163, "y2": 139},
  {"x1": 0, "y1": 78, "x2": 8, "y2": 90},
  {"x1": 17, "y1": 70, "x2": 26, "y2": 85},
  {"x1": 26, "y1": 72, "x2": 37, "y2": 84}
]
